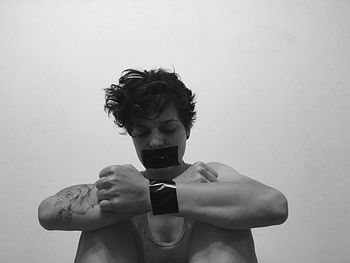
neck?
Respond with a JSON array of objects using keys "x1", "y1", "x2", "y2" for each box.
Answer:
[{"x1": 144, "y1": 161, "x2": 190, "y2": 181}]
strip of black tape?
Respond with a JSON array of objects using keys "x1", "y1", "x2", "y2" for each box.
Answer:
[
  {"x1": 149, "y1": 180, "x2": 179, "y2": 215},
  {"x1": 141, "y1": 146, "x2": 179, "y2": 169}
]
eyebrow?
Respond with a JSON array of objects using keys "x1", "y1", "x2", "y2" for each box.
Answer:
[{"x1": 134, "y1": 119, "x2": 178, "y2": 128}]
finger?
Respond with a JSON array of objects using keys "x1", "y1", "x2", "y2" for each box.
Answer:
[
  {"x1": 199, "y1": 168, "x2": 218, "y2": 182},
  {"x1": 99, "y1": 200, "x2": 114, "y2": 211},
  {"x1": 193, "y1": 161, "x2": 218, "y2": 180},
  {"x1": 99, "y1": 165, "x2": 119, "y2": 178},
  {"x1": 200, "y1": 163, "x2": 219, "y2": 178},
  {"x1": 97, "y1": 188, "x2": 110, "y2": 202},
  {"x1": 95, "y1": 177, "x2": 111, "y2": 190}
]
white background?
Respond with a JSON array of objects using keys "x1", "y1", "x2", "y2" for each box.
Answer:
[{"x1": 1, "y1": 1, "x2": 349, "y2": 262}]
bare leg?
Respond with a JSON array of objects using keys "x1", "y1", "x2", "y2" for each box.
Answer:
[
  {"x1": 74, "y1": 219, "x2": 143, "y2": 263},
  {"x1": 187, "y1": 222, "x2": 258, "y2": 263}
]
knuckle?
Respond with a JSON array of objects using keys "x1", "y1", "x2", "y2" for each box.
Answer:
[
  {"x1": 95, "y1": 180, "x2": 101, "y2": 189},
  {"x1": 110, "y1": 165, "x2": 119, "y2": 173},
  {"x1": 197, "y1": 166, "x2": 204, "y2": 172},
  {"x1": 99, "y1": 168, "x2": 107, "y2": 178},
  {"x1": 110, "y1": 174, "x2": 119, "y2": 181},
  {"x1": 100, "y1": 165, "x2": 119, "y2": 177}
]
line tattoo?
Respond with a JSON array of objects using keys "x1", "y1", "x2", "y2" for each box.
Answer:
[{"x1": 54, "y1": 184, "x2": 97, "y2": 223}]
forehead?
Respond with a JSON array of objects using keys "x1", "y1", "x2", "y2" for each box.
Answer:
[{"x1": 136, "y1": 104, "x2": 180, "y2": 126}]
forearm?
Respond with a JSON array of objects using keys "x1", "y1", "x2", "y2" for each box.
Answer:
[
  {"x1": 176, "y1": 181, "x2": 288, "y2": 229},
  {"x1": 38, "y1": 184, "x2": 138, "y2": 231}
]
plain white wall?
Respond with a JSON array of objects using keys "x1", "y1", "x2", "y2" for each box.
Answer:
[{"x1": 1, "y1": 1, "x2": 349, "y2": 262}]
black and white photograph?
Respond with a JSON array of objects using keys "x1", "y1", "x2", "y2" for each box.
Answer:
[{"x1": 1, "y1": 1, "x2": 349, "y2": 262}]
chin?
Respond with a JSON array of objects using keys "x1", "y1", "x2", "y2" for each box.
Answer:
[
  {"x1": 145, "y1": 164, "x2": 182, "y2": 179},
  {"x1": 147, "y1": 165, "x2": 178, "y2": 172}
]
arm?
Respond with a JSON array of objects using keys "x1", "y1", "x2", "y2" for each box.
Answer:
[
  {"x1": 175, "y1": 162, "x2": 288, "y2": 229},
  {"x1": 94, "y1": 162, "x2": 288, "y2": 230},
  {"x1": 38, "y1": 184, "x2": 138, "y2": 231}
]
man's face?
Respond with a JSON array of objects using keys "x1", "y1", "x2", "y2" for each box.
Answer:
[{"x1": 131, "y1": 104, "x2": 189, "y2": 171}]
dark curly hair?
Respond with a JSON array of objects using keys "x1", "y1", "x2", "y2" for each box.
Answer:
[{"x1": 104, "y1": 68, "x2": 196, "y2": 135}]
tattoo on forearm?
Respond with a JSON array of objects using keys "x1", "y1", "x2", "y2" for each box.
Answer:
[{"x1": 54, "y1": 184, "x2": 97, "y2": 223}]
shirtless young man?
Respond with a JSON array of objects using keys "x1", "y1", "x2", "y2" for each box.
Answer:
[{"x1": 38, "y1": 68, "x2": 288, "y2": 263}]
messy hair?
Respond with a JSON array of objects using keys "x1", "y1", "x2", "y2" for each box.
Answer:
[{"x1": 104, "y1": 68, "x2": 196, "y2": 135}]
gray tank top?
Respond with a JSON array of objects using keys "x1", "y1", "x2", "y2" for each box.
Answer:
[{"x1": 132, "y1": 214, "x2": 194, "y2": 263}]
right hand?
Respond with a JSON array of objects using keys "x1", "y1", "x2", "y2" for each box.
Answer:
[
  {"x1": 95, "y1": 164, "x2": 151, "y2": 213},
  {"x1": 173, "y1": 161, "x2": 218, "y2": 184}
]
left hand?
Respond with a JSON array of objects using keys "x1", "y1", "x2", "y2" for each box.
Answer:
[
  {"x1": 95, "y1": 164, "x2": 151, "y2": 213},
  {"x1": 173, "y1": 161, "x2": 218, "y2": 184}
]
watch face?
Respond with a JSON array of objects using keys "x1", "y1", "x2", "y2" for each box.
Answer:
[{"x1": 141, "y1": 146, "x2": 179, "y2": 169}]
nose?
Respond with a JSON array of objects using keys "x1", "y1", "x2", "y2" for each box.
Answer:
[{"x1": 149, "y1": 130, "x2": 164, "y2": 149}]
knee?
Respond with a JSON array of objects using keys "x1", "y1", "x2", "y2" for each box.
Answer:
[
  {"x1": 75, "y1": 219, "x2": 142, "y2": 263},
  {"x1": 188, "y1": 222, "x2": 257, "y2": 263}
]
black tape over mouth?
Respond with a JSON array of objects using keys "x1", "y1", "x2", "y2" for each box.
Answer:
[{"x1": 141, "y1": 146, "x2": 179, "y2": 169}]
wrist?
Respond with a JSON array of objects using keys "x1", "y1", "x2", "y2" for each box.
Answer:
[{"x1": 149, "y1": 180, "x2": 179, "y2": 215}]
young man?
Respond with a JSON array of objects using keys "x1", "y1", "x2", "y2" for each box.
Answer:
[{"x1": 38, "y1": 69, "x2": 288, "y2": 263}]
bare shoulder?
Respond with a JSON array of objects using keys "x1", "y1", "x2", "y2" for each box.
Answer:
[{"x1": 206, "y1": 162, "x2": 253, "y2": 183}]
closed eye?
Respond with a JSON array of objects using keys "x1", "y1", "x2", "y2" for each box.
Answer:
[
  {"x1": 160, "y1": 123, "x2": 178, "y2": 134},
  {"x1": 161, "y1": 128, "x2": 177, "y2": 134}
]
